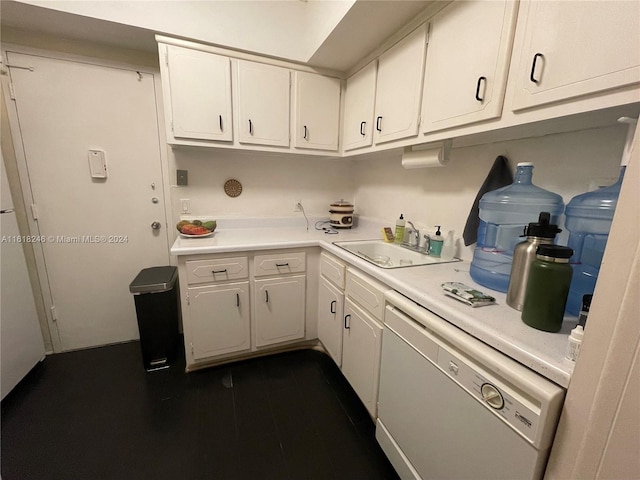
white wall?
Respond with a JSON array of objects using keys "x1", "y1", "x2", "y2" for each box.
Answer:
[
  {"x1": 165, "y1": 125, "x2": 628, "y2": 262},
  {"x1": 352, "y1": 125, "x2": 629, "y2": 260},
  {"x1": 168, "y1": 148, "x2": 355, "y2": 224}
]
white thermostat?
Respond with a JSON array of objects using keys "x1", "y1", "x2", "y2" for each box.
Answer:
[{"x1": 88, "y1": 149, "x2": 107, "y2": 179}]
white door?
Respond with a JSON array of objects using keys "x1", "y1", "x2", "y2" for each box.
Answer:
[
  {"x1": 511, "y1": 1, "x2": 640, "y2": 111},
  {"x1": 188, "y1": 282, "x2": 250, "y2": 361},
  {"x1": 343, "y1": 61, "x2": 377, "y2": 152},
  {"x1": 317, "y1": 277, "x2": 344, "y2": 366},
  {"x1": 6, "y1": 51, "x2": 171, "y2": 351},
  {"x1": 373, "y1": 24, "x2": 427, "y2": 144},
  {"x1": 341, "y1": 298, "x2": 383, "y2": 417},
  {"x1": 253, "y1": 275, "x2": 306, "y2": 347},
  {"x1": 421, "y1": 0, "x2": 517, "y2": 133},
  {"x1": 236, "y1": 60, "x2": 290, "y2": 147},
  {"x1": 166, "y1": 45, "x2": 233, "y2": 141},
  {"x1": 292, "y1": 72, "x2": 341, "y2": 151},
  {"x1": 1, "y1": 153, "x2": 45, "y2": 399}
]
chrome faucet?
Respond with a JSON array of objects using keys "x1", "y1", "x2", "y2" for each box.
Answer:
[{"x1": 405, "y1": 221, "x2": 420, "y2": 249}]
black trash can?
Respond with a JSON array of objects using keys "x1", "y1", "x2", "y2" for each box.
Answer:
[{"x1": 129, "y1": 266, "x2": 180, "y2": 371}]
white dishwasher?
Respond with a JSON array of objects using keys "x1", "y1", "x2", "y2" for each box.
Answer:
[{"x1": 376, "y1": 291, "x2": 565, "y2": 480}]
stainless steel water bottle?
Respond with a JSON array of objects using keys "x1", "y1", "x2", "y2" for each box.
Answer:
[{"x1": 506, "y1": 212, "x2": 561, "y2": 311}]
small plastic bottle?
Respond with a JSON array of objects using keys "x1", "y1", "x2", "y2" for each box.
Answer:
[
  {"x1": 565, "y1": 325, "x2": 584, "y2": 362},
  {"x1": 441, "y1": 230, "x2": 455, "y2": 260},
  {"x1": 394, "y1": 214, "x2": 406, "y2": 243}
]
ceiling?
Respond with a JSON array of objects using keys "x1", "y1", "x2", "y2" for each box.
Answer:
[{"x1": 0, "y1": 0, "x2": 434, "y2": 72}]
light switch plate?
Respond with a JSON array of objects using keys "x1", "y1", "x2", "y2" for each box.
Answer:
[{"x1": 88, "y1": 150, "x2": 107, "y2": 178}]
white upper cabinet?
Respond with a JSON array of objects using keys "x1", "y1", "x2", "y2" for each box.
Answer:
[
  {"x1": 342, "y1": 61, "x2": 377, "y2": 152},
  {"x1": 373, "y1": 24, "x2": 427, "y2": 145},
  {"x1": 293, "y1": 71, "x2": 341, "y2": 151},
  {"x1": 421, "y1": 1, "x2": 518, "y2": 133},
  {"x1": 510, "y1": 1, "x2": 640, "y2": 111},
  {"x1": 165, "y1": 45, "x2": 233, "y2": 142},
  {"x1": 235, "y1": 60, "x2": 290, "y2": 147}
]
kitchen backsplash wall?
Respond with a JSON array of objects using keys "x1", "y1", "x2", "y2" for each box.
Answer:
[
  {"x1": 168, "y1": 148, "x2": 355, "y2": 223},
  {"x1": 168, "y1": 125, "x2": 627, "y2": 262},
  {"x1": 352, "y1": 125, "x2": 628, "y2": 260}
]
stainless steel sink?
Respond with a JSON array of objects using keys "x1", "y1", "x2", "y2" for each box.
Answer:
[{"x1": 333, "y1": 240, "x2": 460, "y2": 268}]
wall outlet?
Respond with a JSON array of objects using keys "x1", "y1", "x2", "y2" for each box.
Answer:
[{"x1": 180, "y1": 198, "x2": 190, "y2": 214}]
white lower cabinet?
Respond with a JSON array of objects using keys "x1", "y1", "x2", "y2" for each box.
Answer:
[
  {"x1": 187, "y1": 282, "x2": 250, "y2": 360},
  {"x1": 342, "y1": 298, "x2": 383, "y2": 417},
  {"x1": 318, "y1": 276, "x2": 345, "y2": 366},
  {"x1": 253, "y1": 275, "x2": 306, "y2": 347},
  {"x1": 180, "y1": 251, "x2": 306, "y2": 369}
]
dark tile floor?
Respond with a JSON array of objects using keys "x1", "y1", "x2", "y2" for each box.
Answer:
[{"x1": 1, "y1": 341, "x2": 399, "y2": 480}]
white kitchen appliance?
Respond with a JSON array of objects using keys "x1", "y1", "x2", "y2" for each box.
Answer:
[
  {"x1": 377, "y1": 291, "x2": 565, "y2": 480},
  {"x1": 1, "y1": 154, "x2": 45, "y2": 399},
  {"x1": 329, "y1": 199, "x2": 354, "y2": 228}
]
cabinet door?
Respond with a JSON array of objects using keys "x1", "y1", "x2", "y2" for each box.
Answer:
[
  {"x1": 236, "y1": 60, "x2": 290, "y2": 147},
  {"x1": 421, "y1": 1, "x2": 517, "y2": 133},
  {"x1": 374, "y1": 24, "x2": 427, "y2": 144},
  {"x1": 166, "y1": 45, "x2": 233, "y2": 141},
  {"x1": 343, "y1": 61, "x2": 377, "y2": 152},
  {"x1": 341, "y1": 299, "x2": 383, "y2": 417},
  {"x1": 293, "y1": 72, "x2": 341, "y2": 151},
  {"x1": 188, "y1": 282, "x2": 250, "y2": 361},
  {"x1": 318, "y1": 277, "x2": 344, "y2": 366},
  {"x1": 254, "y1": 275, "x2": 306, "y2": 347},
  {"x1": 511, "y1": 1, "x2": 640, "y2": 111}
]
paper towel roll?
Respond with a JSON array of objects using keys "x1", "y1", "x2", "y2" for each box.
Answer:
[{"x1": 401, "y1": 140, "x2": 451, "y2": 168}]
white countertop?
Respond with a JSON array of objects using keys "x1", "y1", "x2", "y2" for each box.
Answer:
[{"x1": 171, "y1": 218, "x2": 576, "y2": 388}]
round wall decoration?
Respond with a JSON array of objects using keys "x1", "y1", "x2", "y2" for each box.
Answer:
[{"x1": 224, "y1": 178, "x2": 243, "y2": 197}]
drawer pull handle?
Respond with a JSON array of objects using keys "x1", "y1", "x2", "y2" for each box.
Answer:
[
  {"x1": 303, "y1": 125, "x2": 308, "y2": 140},
  {"x1": 360, "y1": 121, "x2": 366, "y2": 136},
  {"x1": 275, "y1": 262, "x2": 289, "y2": 267},
  {"x1": 330, "y1": 300, "x2": 336, "y2": 314},
  {"x1": 219, "y1": 114, "x2": 223, "y2": 132},
  {"x1": 265, "y1": 290, "x2": 269, "y2": 303},
  {"x1": 212, "y1": 269, "x2": 228, "y2": 274},
  {"x1": 236, "y1": 293, "x2": 240, "y2": 307},
  {"x1": 249, "y1": 119, "x2": 253, "y2": 135},
  {"x1": 344, "y1": 314, "x2": 351, "y2": 329},
  {"x1": 530, "y1": 53, "x2": 544, "y2": 84}
]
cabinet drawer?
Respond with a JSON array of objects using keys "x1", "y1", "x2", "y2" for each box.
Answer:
[
  {"x1": 346, "y1": 268, "x2": 388, "y2": 321},
  {"x1": 320, "y1": 252, "x2": 346, "y2": 289},
  {"x1": 186, "y1": 257, "x2": 249, "y2": 284},
  {"x1": 254, "y1": 252, "x2": 306, "y2": 277}
]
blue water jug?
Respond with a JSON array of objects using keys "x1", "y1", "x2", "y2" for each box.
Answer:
[
  {"x1": 470, "y1": 162, "x2": 564, "y2": 292},
  {"x1": 564, "y1": 167, "x2": 625, "y2": 315}
]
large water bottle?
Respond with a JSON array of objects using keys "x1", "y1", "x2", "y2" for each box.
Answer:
[
  {"x1": 564, "y1": 167, "x2": 625, "y2": 315},
  {"x1": 470, "y1": 162, "x2": 564, "y2": 292}
]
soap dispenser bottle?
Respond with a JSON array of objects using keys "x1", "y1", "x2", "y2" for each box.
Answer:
[
  {"x1": 394, "y1": 214, "x2": 406, "y2": 243},
  {"x1": 429, "y1": 226, "x2": 444, "y2": 257}
]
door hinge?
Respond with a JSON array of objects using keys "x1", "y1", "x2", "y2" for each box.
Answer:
[
  {"x1": 164, "y1": 51, "x2": 169, "y2": 67},
  {"x1": 426, "y1": 22, "x2": 431, "y2": 46},
  {"x1": 30, "y1": 203, "x2": 39, "y2": 220},
  {"x1": 8, "y1": 82, "x2": 16, "y2": 100},
  {"x1": 50, "y1": 305, "x2": 58, "y2": 322},
  {"x1": 186, "y1": 292, "x2": 190, "y2": 305},
  {"x1": 190, "y1": 342, "x2": 194, "y2": 356}
]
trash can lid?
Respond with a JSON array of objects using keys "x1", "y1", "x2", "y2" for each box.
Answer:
[{"x1": 129, "y1": 266, "x2": 178, "y2": 294}]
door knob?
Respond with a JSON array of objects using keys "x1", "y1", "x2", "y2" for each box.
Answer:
[{"x1": 151, "y1": 221, "x2": 161, "y2": 230}]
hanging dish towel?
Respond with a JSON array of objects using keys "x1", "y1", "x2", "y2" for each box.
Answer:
[{"x1": 462, "y1": 155, "x2": 513, "y2": 246}]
